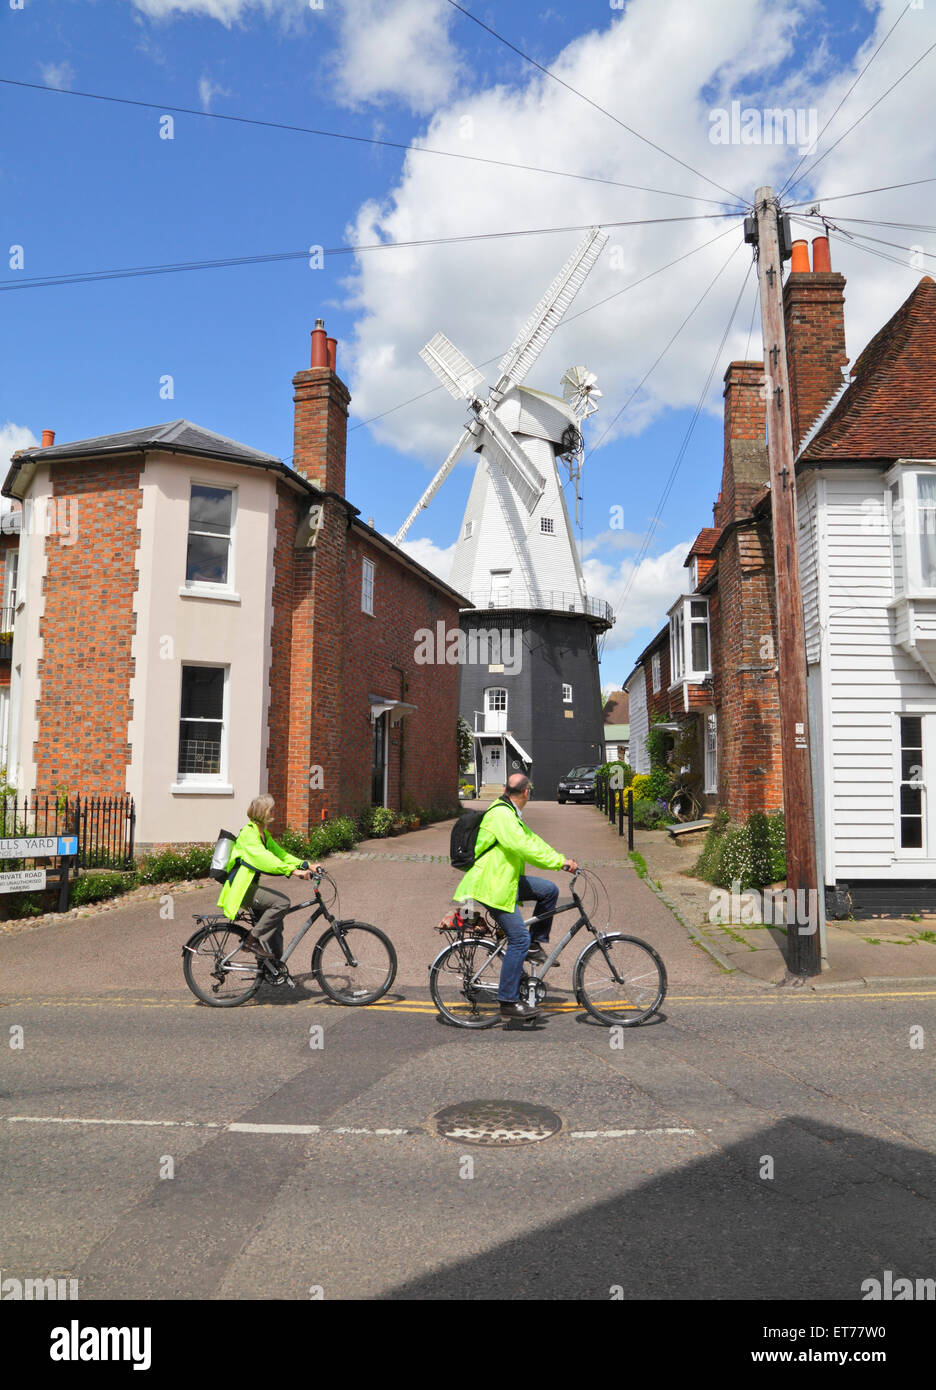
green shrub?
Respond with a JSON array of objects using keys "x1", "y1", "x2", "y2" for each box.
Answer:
[
  {"x1": 70, "y1": 871, "x2": 137, "y2": 907},
  {"x1": 319, "y1": 816, "x2": 356, "y2": 852},
  {"x1": 693, "y1": 810, "x2": 786, "y2": 891},
  {"x1": 137, "y1": 844, "x2": 213, "y2": 885},
  {"x1": 632, "y1": 797, "x2": 667, "y2": 829},
  {"x1": 356, "y1": 805, "x2": 378, "y2": 838},
  {"x1": 646, "y1": 767, "x2": 673, "y2": 802},
  {"x1": 371, "y1": 807, "x2": 396, "y2": 837},
  {"x1": 3, "y1": 891, "x2": 47, "y2": 917}
]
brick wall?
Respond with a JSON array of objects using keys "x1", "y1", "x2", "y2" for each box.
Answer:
[
  {"x1": 783, "y1": 269, "x2": 848, "y2": 449},
  {"x1": 707, "y1": 360, "x2": 784, "y2": 819},
  {"x1": 35, "y1": 460, "x2": 141, "y2": 793}
]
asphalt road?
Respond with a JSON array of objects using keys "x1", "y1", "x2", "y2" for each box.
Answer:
[{"x1": 2, "y1": 803, "x2": 934, "y2": 1301}]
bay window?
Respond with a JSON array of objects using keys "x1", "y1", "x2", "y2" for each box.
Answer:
[
  {"x1": 888, "y1": 466, "x2": 936, "y2": 594},
  {"x1": 668, "y1": 596, "x2": 711, "y2": 684}
]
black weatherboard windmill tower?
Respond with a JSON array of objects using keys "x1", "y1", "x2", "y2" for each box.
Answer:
[{"x1": 395, "y1": 228, "x2": 615, "y2": 798}]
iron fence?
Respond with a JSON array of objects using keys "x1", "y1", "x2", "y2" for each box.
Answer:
[{"x1": 0, "y1": 792, "x2": 135, "y2": 869}]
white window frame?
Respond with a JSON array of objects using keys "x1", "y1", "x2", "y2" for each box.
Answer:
[
  {"x1": 562, "y1": 683, "x2": 572, "y2": 703},
  {"x1": 362, "y1": 556, "x2": 375, "y2": 615},
  {"x1": 651, "y1": 652, "x2": 661, "y2": 694},
  {"x1": 173, "y1": 662, "x2": 230, "y2": 791},
  {"x1": 540, "y1": 516, "x2": 555, "y2": 534},
  {"x1": 690, "y1": 556, "x2": 699, "y2": 589},
  {"x1": 887, "y1": 463, "x2": 936, "y2": 596},
  {"x1": 0, "y1": 686, "x2": 9, "y2": 769},
  {"x1": 703, "y1": 712, "x2": 718, "y2": 794},
  {"x1": 485, "y1": 686, "x2": 507, "y2": 733},
  {"x1": 668, "y1": 595, "x2": 711, "y2": 685},
  {"x1": 893, "y1": 710, "x2": 936, "y2": 860},
  {"x1": 464, "y1": 520, "x2": 473, "y2": 539},
  {"x1": 181, "y1": 482, "x2": 238, "y2": 599},
  {"x1": 3, "y1": 549, "x2": 18, "y2": 619}
]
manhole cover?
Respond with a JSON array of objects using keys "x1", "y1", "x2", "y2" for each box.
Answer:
[{"x1": 430, "y1": 1099, "x2": 562, "y2": 1146}]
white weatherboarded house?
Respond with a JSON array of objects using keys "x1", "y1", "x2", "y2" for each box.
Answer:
[{"x1": 797, "y1": 275, "x2": 936, "y2": 916}]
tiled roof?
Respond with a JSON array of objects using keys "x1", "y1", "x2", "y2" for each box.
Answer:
[
  {"x1": 11, "y1": 420, "x2": 282, "y2": 466},
  {"x1": 685, "y1": 527, "x2": 722, "y2": 561},
  {"x1": 801, "y1": 276, "x2": 936, "y2": 461}
]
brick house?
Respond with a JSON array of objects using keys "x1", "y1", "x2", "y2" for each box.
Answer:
[
  {"x1": 1, "y1": 320, "x2": 467, "y2": 846},
  {"x1": 625, "y1": 234, "x2": 936, "y2": 915}
]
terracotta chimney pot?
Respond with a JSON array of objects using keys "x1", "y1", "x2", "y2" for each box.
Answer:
[
  {"x1": 790, "y1": 240, "x2": 810, "y2": 273},
  {"x1": 812, "y1": 236, "x2": 831, "y2": 273},
  {"x1": 326, "y1": 337, "x2": 337, "y2": 372},
  {"x1": 41, "y1": 429, "x2": 55, "y2": 448},
  {"x1": 310, "y1": 319, "x2": 329, "y2": 369}
]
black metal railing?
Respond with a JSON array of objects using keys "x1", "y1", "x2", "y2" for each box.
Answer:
[
  {"x1": 594, "y1": 776, "x2": 634, "y2": 850},
  {"x1": 0, "y1": 792, "x2": 135, "y2": 869}
]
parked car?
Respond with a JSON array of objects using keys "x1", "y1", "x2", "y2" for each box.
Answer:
[{"x1": 557, "y1": 766, "x2": 598, "y2": 804}]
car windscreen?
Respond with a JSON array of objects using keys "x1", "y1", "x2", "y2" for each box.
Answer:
[{"x1": 565, "y1": 767, "x2": 596, "y2": 779}]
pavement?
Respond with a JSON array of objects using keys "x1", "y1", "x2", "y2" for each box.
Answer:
[
  {"x1": 627, "y1": 822, "x2": 936, "y2": 990},
  {"x1": 2, "y1": 800, "x2": 935, "y2": 1305}
]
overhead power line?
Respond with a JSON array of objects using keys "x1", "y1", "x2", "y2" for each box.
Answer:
[
  {"x1": 0, "y1": 212, "x2": 737, "y2": 294},
  {"x1": 790, "y1": 212, "x2": 936, "y2": 263},
  {"x1": 786, "y1": 176, "x2": 936, "y2": 207},
  {"x1": 349, "y1": 220, "x2": 743, "y2": 436},
  {"x1": 0, "y1": 75, "x2": 741, "y2": 210},
  {"x1": 442, "y1": 0, "x2": 748, "y2": 208},
  {"x1": 778, "y1": 0, "x2": 914, "y2": 198},
  {"x1": 784, "y1": 32, "x2": 936, "y2": 197},
  {"x1": 606, "y1": 252, "x2": 753, "y2": 623}
]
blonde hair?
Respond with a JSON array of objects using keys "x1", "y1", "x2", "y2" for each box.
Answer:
[{"x1": 246, "y1": 794, "x2": 275, "y2": 828}]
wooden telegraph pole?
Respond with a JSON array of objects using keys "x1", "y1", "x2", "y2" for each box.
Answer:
[{"x1": 751, "y1": 186, "x2": 821, "y2": 976}]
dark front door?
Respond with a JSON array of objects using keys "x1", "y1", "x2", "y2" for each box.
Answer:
[{"x1": 371, "y1": 712, "x2": 387, "y2": 805}]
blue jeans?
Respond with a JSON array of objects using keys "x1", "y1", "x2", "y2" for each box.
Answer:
[{"x1": 486, "y1": 875, "x2": 560, "y2": 1003}]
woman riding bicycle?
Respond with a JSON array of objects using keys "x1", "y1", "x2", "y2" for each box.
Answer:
[{"x1": 217, "y1": 794, "x2": 320, "y2": 960}]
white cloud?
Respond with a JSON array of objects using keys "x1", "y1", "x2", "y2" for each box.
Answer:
[
  {"x1": 583, "y1": 540, "x2": 692, "y2": 654},
  {"x1": 342, "y1": 0, "x2": 936, "y2": 485},
  {"x1": 199, "y1": 75, "x2": 230, "y2": 112},
  {"x1": 395, "y1": 534, "x2": 456, "y2": 583},
  {"x1": 40, "y1": 62, "x2": 75, "y2": 91},
  {"x1": 131, "y1": 0, "x2": 299, "y2": 25},
  {"x1": 329, "y1": 0, "x2": 459, "y2": 114},
  {"x1": 0, "y1": 422, "x2": 39, "y2": 521}
]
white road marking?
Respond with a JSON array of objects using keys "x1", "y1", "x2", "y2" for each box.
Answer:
[{"x1": 4, "y1": 1116, "x2": 695, "y2": 1140}]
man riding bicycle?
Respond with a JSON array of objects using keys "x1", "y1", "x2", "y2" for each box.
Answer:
[{"x1": 453, "y1": 773, "x2": 578, "y2": 1021}]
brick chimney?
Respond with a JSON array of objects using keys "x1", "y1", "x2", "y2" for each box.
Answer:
[
  {"x1": 714, "y1": 361, "x2": 768, "y2": 528},
  {"x1": 292, "y1": 318, "x2": 351, "y2": 495},
  {"x1": 783, "y1": 236, "x2": 848, "y2": 449}
]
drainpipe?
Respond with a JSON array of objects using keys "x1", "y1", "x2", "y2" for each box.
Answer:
[{"x1": 391, "y1": 664, "x2": 406, "y2": 811}]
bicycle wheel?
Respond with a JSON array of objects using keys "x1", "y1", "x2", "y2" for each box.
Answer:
[
  {"x1": 183, "y1": 920, "x2": 262, "y2": 1007},
  {"x1": 429, "y1": 937, "x2": 502, "y2": 1029},
  {"x1": 312, "y1": 921, "x2": 397, "y2": 1005},
  {"x1": 575, "y1": 933, "x2": 667, "y2": 1026}
]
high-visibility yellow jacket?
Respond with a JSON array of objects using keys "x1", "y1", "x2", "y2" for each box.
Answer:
[
  {"x1": 216, "y1": 821, "x2": 302, "y2": 920},
  {"x1": 453, "y1": 797, "x2": 564, "y2": 911}
]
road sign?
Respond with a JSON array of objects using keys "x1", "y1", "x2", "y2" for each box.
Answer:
[
  {"x1": 0, "y1": 836, "x2": 77, "y2": 859},
  {"x1": 0, "y1": 869, "x2": 47, "y2": 893}
]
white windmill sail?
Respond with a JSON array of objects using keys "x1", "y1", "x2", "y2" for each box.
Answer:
[
  {"x1": 493, "y1": 227, "x2": 609, "y2": 392},
  {"x1": 394, "y1": 225, "x2": 608, "y2": 546}
]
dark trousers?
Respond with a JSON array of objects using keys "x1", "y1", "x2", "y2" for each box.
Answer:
[{"x1": 243, "y1": 883, "x2": 291, "y2": 958}]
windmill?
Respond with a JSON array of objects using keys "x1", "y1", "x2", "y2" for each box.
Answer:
[
  {"x1": 396, "y1": 227, "x2": 616, "y2": 801},
  {"x1": 393, "y1": 225, "x2": 609, "y2": 553}
]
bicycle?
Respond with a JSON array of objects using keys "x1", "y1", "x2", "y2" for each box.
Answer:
[
  {"x1": 428, "y1": 868, "x2": 666, "y2": 1029},
  {"x1": 182, "y1": 869, "x2": 397, "y2": 1008}
]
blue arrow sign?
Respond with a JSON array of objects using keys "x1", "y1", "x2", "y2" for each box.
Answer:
[{"x1": 57, "y1": 837, "x2": 78, "y2": 856}]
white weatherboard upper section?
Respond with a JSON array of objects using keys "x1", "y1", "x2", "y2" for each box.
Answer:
[{"x1": 450, "y1": 386, "x2": 586, "y2": 609}]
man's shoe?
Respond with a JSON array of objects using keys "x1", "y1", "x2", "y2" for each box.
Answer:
[
  {"x1": 242, "y1": 932, "x2": 274, "y2": 960},
  {"x1": 525, "y1": 944, "x2": 547, "y2": 964},
  {"x1": 500, "y1": 999, "x2": 541, "y2": 1021}
]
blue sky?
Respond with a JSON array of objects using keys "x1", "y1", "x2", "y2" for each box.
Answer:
[{"x1": 2, "y1": 0, "x2": 932, "y2": 684}]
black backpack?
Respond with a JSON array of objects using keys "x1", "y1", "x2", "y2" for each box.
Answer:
[{"x1": 449, "y1": 801, "x2": 513, "y2": 870}]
